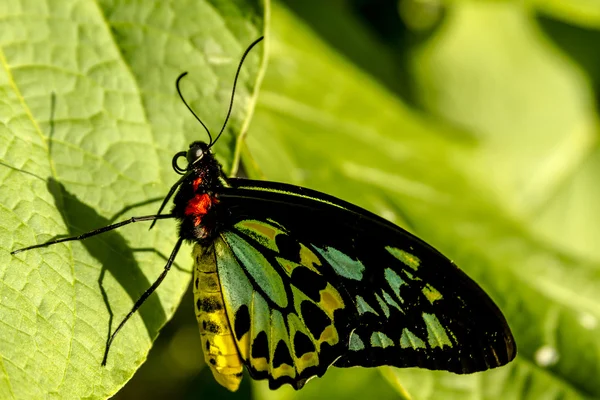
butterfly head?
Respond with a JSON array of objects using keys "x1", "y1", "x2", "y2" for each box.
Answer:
[
  {"x1": 186, "y1": 141, "x2": 212, "y2": 167},
  {"x1": 172, "y1": 141, "x2": 214, "y2": 175}
]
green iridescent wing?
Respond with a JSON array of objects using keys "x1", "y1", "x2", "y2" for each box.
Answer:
[{"x1": 213, "y1": 178, "x2": 516, "y2": 390}]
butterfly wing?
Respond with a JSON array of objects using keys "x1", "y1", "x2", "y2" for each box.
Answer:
[{"x1": 212, "y1": 178, "x2": 515, "y2": 390}]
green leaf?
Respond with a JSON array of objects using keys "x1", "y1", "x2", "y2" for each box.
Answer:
[
  {"x1": 245, "y1": 2, "x2": 600, "y2": 399},
  {"x1": 0, "y1": 0, "x2": 265, "y2": 398}
]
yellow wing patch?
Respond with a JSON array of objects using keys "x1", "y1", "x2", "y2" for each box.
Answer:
[
  {"x1": 299, "y1": 243, "x2": 322, "y2": 270},
  {"x1": 235, "y1": 219, "x2": 285, "y2": 252},
  {"x1": 319, "y1": 283, "x2": 344, "y2": 318}
]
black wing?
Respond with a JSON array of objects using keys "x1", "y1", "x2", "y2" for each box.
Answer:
[{"x1": 213, "y1": 178, "x2": 516, "y2": 389}]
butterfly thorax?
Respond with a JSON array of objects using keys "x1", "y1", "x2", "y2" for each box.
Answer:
[{"x1": 171, "y1": 141, "x2": 228, "y2": 244}]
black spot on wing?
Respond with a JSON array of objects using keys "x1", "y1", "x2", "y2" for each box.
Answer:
[
  {"x1": 197, "y1": 296, "x2": 222, "y2": 313},
  {"x1": 234, "y1": 305, "x2": 251, "y2": 340},
  {"x1": 293, "y1": 331, "x2": 315, "y2": 358},
  {"x1": 301, "y1": 301, "x2": 330, "y2": 339},
  {"x1": 252, "y1": 331, "x2": 270, "y2": 362},
  {"x1": 273, "y1": 340, "x2": 294, "y2": 368},
  {"x1": 275, "y1": 234, "x2": 301, "y2": 262},
  {"x1": 202, "y1": 320, "x2": 221, "y2": 334},
  {"x1": 291, "y1": 267, "x2": 327, "y2": 302}
]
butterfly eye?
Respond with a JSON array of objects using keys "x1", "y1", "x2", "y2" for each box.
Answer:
[
  {"x1": 171, "y1": 151, "x2": 188, "y2": 175},
  {"x1": 186, "y1": 142, "x2": 208, "y2": 166},
  {"x1": 191, "y1": 147, "x2": 204, "y2": 163}
]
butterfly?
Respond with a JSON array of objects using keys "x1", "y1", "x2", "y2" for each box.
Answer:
[{"x1": 11, "y1": 36, "x2": 516, "y2": 391}]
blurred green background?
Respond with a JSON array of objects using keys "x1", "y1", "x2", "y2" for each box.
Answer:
[{"x1": 2, "y1": 0, "x2": 600, "y2": 399}]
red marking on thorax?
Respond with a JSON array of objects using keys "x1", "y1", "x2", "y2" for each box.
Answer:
[
  {"x1": 185, "y1": 193, "x2": 217, "y2": 226},
  {"x1": 192, "y1": 177, "x2": 203, "y2": 191}
]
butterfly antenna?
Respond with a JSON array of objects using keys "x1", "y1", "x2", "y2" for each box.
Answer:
[
  {"x1": 176, "y1": 72, "x2": 213, "y2": 144},
  {"x1": 210, "y1": 36, "x2": 264, "y2": 147}
]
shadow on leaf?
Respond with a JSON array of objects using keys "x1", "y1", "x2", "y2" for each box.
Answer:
[{"x1": 46, "y1": 177, "x2": 169, "y2": 361}]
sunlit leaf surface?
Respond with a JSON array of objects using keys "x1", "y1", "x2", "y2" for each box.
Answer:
[{"x1": 0, "y1": 0, "x2": 265, "y2": 398}]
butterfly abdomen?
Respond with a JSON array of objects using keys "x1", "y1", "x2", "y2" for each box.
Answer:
[{"x1": 192, "y1": 243, "x2": 243, "y2": 391}]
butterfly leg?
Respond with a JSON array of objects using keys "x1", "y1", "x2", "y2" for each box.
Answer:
[
  {"x1": 11, "y1": 214, "x2": 175, "y2": 254},
  {"x1": 101, "y1": 237, "x2": 184, "y2": 366}
]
